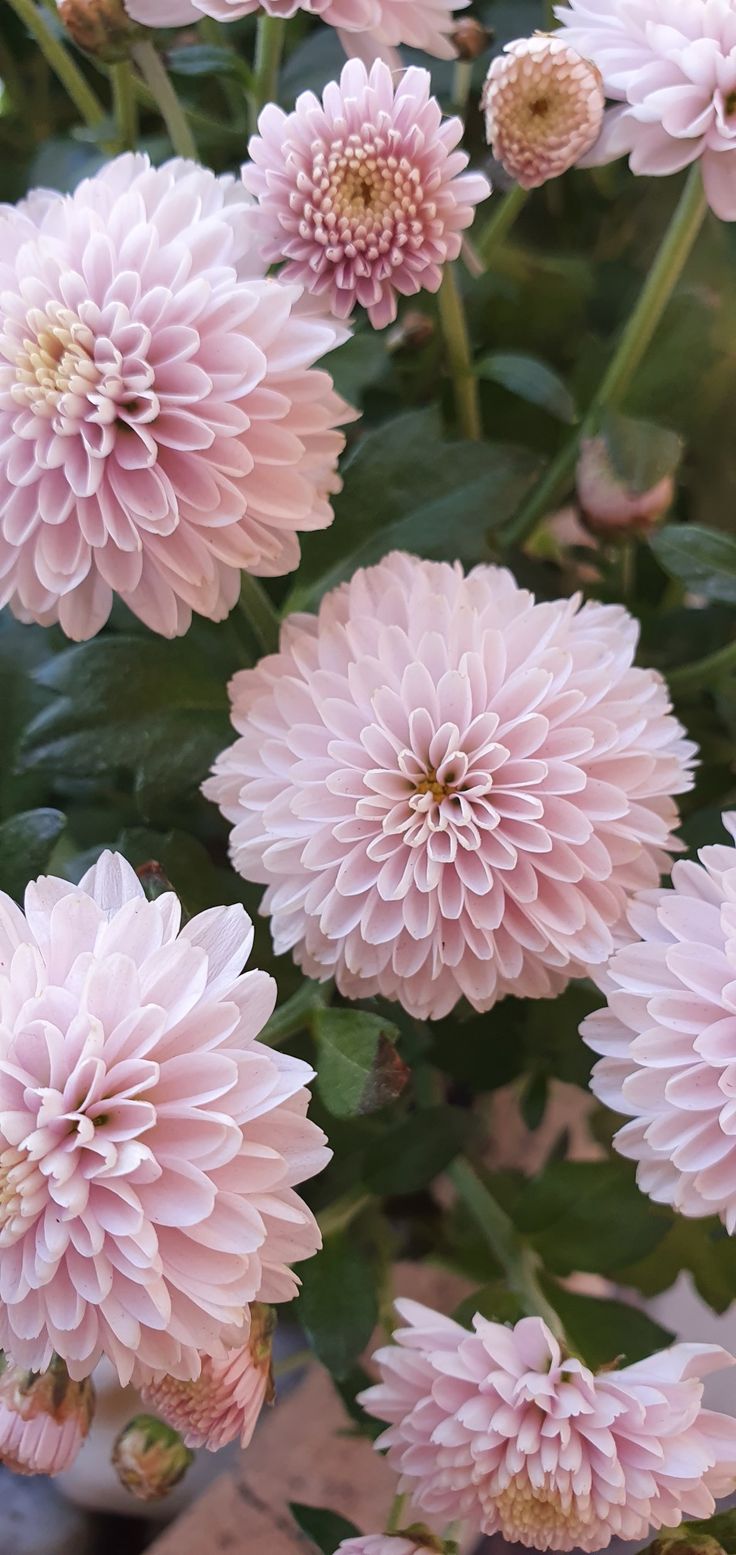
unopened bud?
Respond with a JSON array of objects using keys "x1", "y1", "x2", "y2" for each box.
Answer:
[
  {"x1": 141, "y1": 1305, "x2": 275, "y2": 1452},
  {"x1": 57, "y1": 0, "x2": 143, "y2": 62},
  {"x1": 649, "y1": 1536, "x2": 727, "y2": 1555},
  {"x1": 112, "y1": 1414, "x2": 193, "y2": 1502},
  {"x1": 386, "y1": 311, "x2": 435, "y2": 355},
  {"x1": 577, "y1": 434, "x2": 675, "y2": 537},
  {"x1": 482, "y1": 35, "x2": 604, "y2": 189},
  {"x1": 0, "y1": 1354, "x2": 94, "y2": 1477},
  {"x1": 452, "y1": 17, "x2": 492, "y2": 61}
]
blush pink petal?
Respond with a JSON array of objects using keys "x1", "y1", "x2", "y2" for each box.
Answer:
[
  {"x1": 124, "y1": 0, "x2": 465, "y2": 61},
  {"x1": 0, "y1": 154, "x2": 354, "y2": 640},
  {"x1": 0, "y1": 852, "x2": 330, "y2": 1386},
  {"x1": 204, "y1": 551, "x2": 696, "y2": 1021},
  {"x1": 337, "y1": 1540, "x2": 438, "y2": 1554}
]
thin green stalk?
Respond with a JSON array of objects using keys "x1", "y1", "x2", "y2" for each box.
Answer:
[
  {"x1": 250, "y1": 12, "x2": 285, "y2": 132},
  {"x1": 318, "y1": 1188, "x2": 372, "y2": 1241},
  {"x1": 476, "y1": 183, "x2": 528, "y2": 268},
  {"x1": 238, "y1": 572, "x2": 281, "y2": 656},
  {"x1": 503, "y1": 164, "x2": 708, "y2": 547},
  {"x1": 668, "y1": 636, "x2": 736, "y2": 695},
  {"x1": 448, "y1": 1158, "x2": 567, "y2": 1342},
  {"x1": 131, "y1": 39, "x2": 198, "y2": 160},
  {"x1": 452, "y1": 59, "x2": 473, "y2": 117},
  {"x1": 7, "y1": 0, "x2": 106, "y2": 127},
  {"x1": 261, "y1": 979, "x2": 331, "y2": 1048},
  {"x1": 438, "y1": 263, "x2": 482, "y2": 441},
  {"x1": 387, "y1": 1493, "x2": 407, "y2": 1535},
  {"x1": 111, "y1": 59, "x2": 137, "y2": 150},
  {"x1": 198, "y1": 15, "x2": 247, "y2": 115}
]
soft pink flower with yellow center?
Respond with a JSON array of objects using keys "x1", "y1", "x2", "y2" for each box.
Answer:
[
  {"x1": 0, "y1": 153, "x2": 353, "y2": 640},
  {"x1": 482, "y1": 36, "x2": 605, "y2": 189},
  {"x1": 360, "y1": 1301, "x2": 736, "y2": 1552},
  {"x1": 0, "y1": 1356, "x2": 94, "y2": 1476},
  {"x1": 0, "y1": 852, "x2": 330, "y2": 1386},
  {"x1": 243, "y1": 59, "x2": 490, "y2": 329},
  {"x1": 556, "y1": 0, "x2": 736, "y2": 220},
  {"x1": 584, "y1": 812, "x2": 736, "y2": 1231},
  {"x1": 204, "y1": 551, "x2": 695, "y2": 1021},
  {"x1": 123, "y1": 0, "x2": 466, "y2": 64},
  {"x1": 141, "y1": 1303, "x2": 275, "y2": 1450}
]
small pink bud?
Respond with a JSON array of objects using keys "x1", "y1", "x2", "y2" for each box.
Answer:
[
  {"x1": 0, "y1": 1354, "x2": 94, "y2": 1477},
  {"x1": 452, "y1": 18, "x2": 492, "y2": 61},
  {"x1": 112, "y1": 1414, "x2": 194, "y2": 1502},
  {"x1": 140, "y1": 1304, "x2": 276, "y2": 1452},
  {"x1": 577, "y1": 434, "x2": 675, "y2": 537},
  {"x1": 482, "y1": 35, "x2": 605, "y2": 189}
]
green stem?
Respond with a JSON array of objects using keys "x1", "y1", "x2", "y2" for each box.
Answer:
[
  {"x1": 7, "y1": 0, "x2": 106, "y2": 127},
  {"x1": 668, "y1": 635, "x2": 736, "y2": 695},
  {"x1": 318, "y1": 1188, "x2": 372, "y2": 1241},
  {"x1": 131, "y1": 39, "x2": 198, "y2": 160},
  {"x1": 452, "y1": 59, "x2": 473, "y2": 117},
  {"x1": 387, "y1": 1493, "x2": 407, "y2": 1536},
  {"x1": 111, "y1": 60, "x2": 137, "y2": 151},
  {"x1": 199, "y1": 15, "x2": 248, "y2": 113},
  {"x1": 250, "y1": 12, "x2": 285, "y2": 133},
  {"x1": 447, "y1": 1158, "x2": 567, "y2": 1342},
  {"x1": 503, "y1": 164, "x2": 708, "y2": 547},
  {"x1": 238, "y1": 572, "x2": 281, "y2": 656},
  {"x1": 476, "y1": 183, "x2": 529, "y2": 268},
  {"x1": 261, "y1": 979, "x2": 331, "y2": 1048},
  {"x1": 438, "y1": 263, "x2": 482, "y2": 441}
]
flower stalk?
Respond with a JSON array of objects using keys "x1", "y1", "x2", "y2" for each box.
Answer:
[
  {"x1": 131, "y1": 39, "x2": 198, "y2": 160},
  {"x1": 7, "y1": 0, "x2": 107, "y2": 128},
  {"x1": 668, "y1": 636, "x2": 736, "y2": 695},
  {"x1": 447, "y1": 1157, "x2": 567, "y2": 1342},
  {"x1": 438, "y1": 264, "x2": 482, "y2": 441},
  {"x1": 476, "y1": 183, "x2": 529, "y2": 268},
  {"x1": 111, "y1": 59, "x2": 137, "y2": 149},
  {"x1": 250, "y1": 13, "x2": 286, "y2": 133},
  {"x1": 237, "y1": 572, "x2": 281, "y2": 657}
]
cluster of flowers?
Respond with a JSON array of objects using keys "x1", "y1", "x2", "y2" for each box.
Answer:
[{"x1": 1, "y1": 0, "x2": 736, "y2": 1544}]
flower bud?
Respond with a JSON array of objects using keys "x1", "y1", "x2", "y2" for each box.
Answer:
[
  {"x1": 649, "y1": 1536, "x2": 727, "y2": 1555},
  {"x1": 482, "y1": 35, "x2": 605, "y2": 189},
  {"x1": 112, "y1": 1414, "x2": 194, "y2": 1502},
  {"x1": 56, "y1": 0, "x2": 143, "y2": 62},
  {"x1": 577, "y1": 433, "x2": 675, "y2": 537},
  {"x1": 0, "y1": 1354, "x2": 94, "y2": 1477},
  {"x1": 140, "y1": 1305, "x2": 276, "y2": 1452},
  {"x1": 386, "y1": 311, "x2": 436, "y2": 355},
  {"x1": 452, "y1": 18, "x2": 493, "y2": 62}
]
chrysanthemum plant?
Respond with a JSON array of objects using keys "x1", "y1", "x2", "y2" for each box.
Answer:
[{"x1": 1, "y1": 0, "x2": 736, "y2": 1548}]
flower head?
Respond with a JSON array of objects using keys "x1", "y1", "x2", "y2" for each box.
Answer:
[
  {"x1": 123, "y1": 0, "x2": 466, "y2": 63},
  {"x1": 337, "y1": 1538, "x2": 443, "y2": 1555},
  {"x1": 243, "y1": 59, "x2": 489, "y2": 330},
  {"x1": 482, "y1": 35, "x2": 604, "y2": 189},
  {"x1": 0, "y1": 851, "x2": 329, "y2": 1385},
  {"x1": 204, "y1": 551, "x2": 695, "y2": 1021},
  {"x1": 0, "y1": 153, "x2": 352, "y2": 640},
  {"x1": 360, "y1": 1301, "x2": 736, "y2": 1551},
  {"x1": 0, "y1": 1355, "x2": 94, "y2": 1476},
  {"x1": 583, "y1": 812, "x2": 736, "y2": 1231},
  {"x1": 141, "y1": 1303, "x2": 275, "y2": 1450},
  {"x1": 113, "y1": 1414, "x2": 193, "y2": 1501},
  {"x1": 57, "y1": 0, "x2": 142, "y2": 60},
  {"x1": 555, "y1": 0, "x2": 736, "y2": 219}
]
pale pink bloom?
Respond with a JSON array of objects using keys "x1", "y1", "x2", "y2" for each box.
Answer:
[
  {"x1": 0, "y1": 154, "x2": 352, "y2": 640},
  {"x1": 482, "y1": 36, "x2": 605, "y2": 189},
  {"x1": 0, "y1": 851, "x2": 330, "y2": 1386},
  {"x1": 0, "y1": 1357, "x2": 94, "y2": 1476},
  {"x1": 204, "y1": 551, "x2": 695, "y2": 1021},
  {"x1": 337, "y1": 1539, "x2": 439, "y2": 1554},
  {"x1": 583, "y1": 812, "x2": 736, "y2": 1231},
  {"x1": 123, "y1": 0, "x2": 465, "y2": 63},
  {"x1": 141, "y1": 1303, "x2": 275, "y2": 1450},
  {"x1": 555, "y1": 0, "x2": 736, "y2": 220},
  {"x1": 244, "y1": 60, "x2": 489, "y2": 331},
  {"x1": 360, "y1": 1301, "x2": 736, "y2": 1552}
]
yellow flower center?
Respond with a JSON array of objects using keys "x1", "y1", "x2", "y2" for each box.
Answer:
[
  {"x1": 14, "y1": 305, "x2": 96, "y2": 413},
  {"x1": 489, "y1": 1480, "x2": 594, "y2": 1546}
]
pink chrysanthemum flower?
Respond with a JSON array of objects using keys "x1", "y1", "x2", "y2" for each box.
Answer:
[
  {"x1": 337, "y1": 1539, "x2": 441, "y2": 1554},
  {"x1": 555, "y1": 0, "x2": 736, "y2": 220},
  {"x1": 583, "y1": 812, "x2": 736, "y2": 1231},
  {"x1": 243, "y1": 60, "x2": 490, "y2": 329},
  {"x1": 0, "y1": 851, "x2": 329, "y2": 1386},
  {"x1": 0, "y1": 154, "x2": 352, "y2": 641},
  {"x1": 204, "y1": 551, "x2": 695, "y2": 1021},
  {"x1": 360, "y1": 1301, "x2": 736, "y2": 1552},
  {"x1": 0, "y1": 1356, "x2": 94, "y2": 1476},
  {"x1": 123, "y1": 0, "x2": 465, "y2": 64},
  {"x1": 482, "y1": 36, "x2": 605, "y2": 189},
  {"x1": 141, "y1": 1303, "x2": 275, "y2": 1450}
]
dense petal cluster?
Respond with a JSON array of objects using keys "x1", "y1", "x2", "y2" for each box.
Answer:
[
  {"x1": 0, "y1": 852, "x2": 329, "y2": 1386},
  {"x1": 0, "y1": 1357, "x2": 94, "y2": 1476},
  {"x1": 583, "y1": 813, "x2": 736, "y2": 1230},
  {"x1": 141, "y1": 1303, "x2": 275, "y2": 1450},
  {"x1": 204, "y1": 551, "x2": 695, "y2": 1021},
  {"x1": 482, "y1": 36, "x2": 605, "y2": 189},
  {"x1": 0, "y1": 154, "x2": 352, "y2": 640},
  {"x1": 244, "y1": 60, "x2": 489, "y2": 330},
  {"x1": 555, "y1": 0, "x2": 736, "y2": 219},
  {"x1": 360, "y1": 1301, "x2": 736, "y2": 1551},
  {"x1": 123, "y1": 0, "x2": 465, "y2": 62}
]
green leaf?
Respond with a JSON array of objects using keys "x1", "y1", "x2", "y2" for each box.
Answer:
[
  {"x1": 364, "y1": 1106, "x2": 468, "y2": 1195},
  {"x1": 166, "y1": 44, "x2": 253, "y2": 88},
  {"x1": 290, "y1": 1503, "x2": 361, "y2": 1553},
  {"x1": 651, "y1": 524, "x2": 736, "y2": 604},
  {"x1": 0, "y1": 809, "x2": 66, "y2": 901},
  {"x1": 477, "y1": 352, "x2": 578, "y2": 423},
  {"x1": 540, "y1": 1280, "x2": 674, "y2": 1369},
  {"x1": 511, "y1": 1160, "x2": 670, "y2": 1276},
  {"x1": 620, "y1": 1215, "x2": 736, "y2": 1315},
  {"x1": 314, "y1": 1008, "x2": 408, "y2": 1119},
  {"x1": 286, "y1": 408, "x2": 540, "y2": 609},
  {"x1": 331, "y1": 1364, "x2": 383, "y2": 1442},
  {"x1": 602, "y1": 411, "x2": 683, "y2": 493},
  {"x1": 453, "y1": 1282, "x2": 525, "y2": 1329},
  {"x1": 297, "y1": 1232, "x2": 378, "y2": 1379}
]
